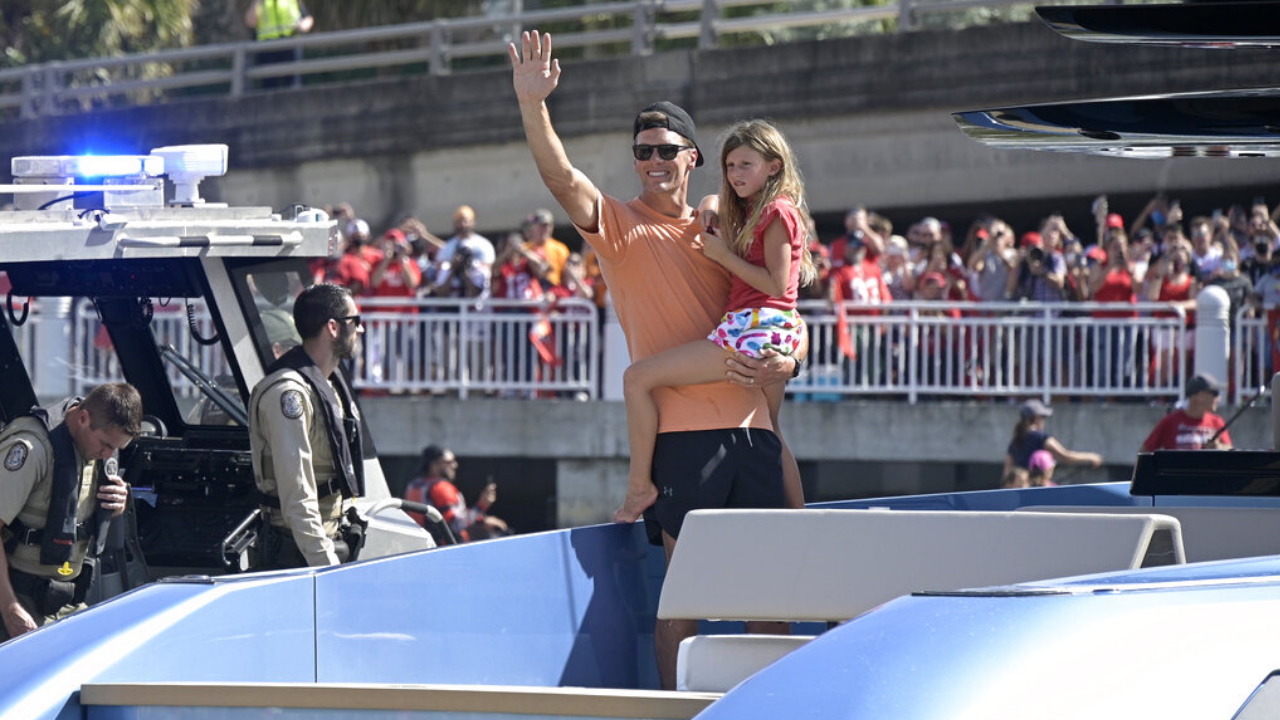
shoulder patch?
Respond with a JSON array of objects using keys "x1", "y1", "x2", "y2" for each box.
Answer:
[
  {"x1": 280, "y1": 389, "x2": 305, "y2": 419},
  {"x1": 4, "y1": 443, "x2": 27, "y2": 471}
]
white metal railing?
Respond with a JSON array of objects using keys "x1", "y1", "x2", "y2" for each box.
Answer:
[
  {"x1": 2, "y1": 297, "x2": 232, "y2": 399},
  {"x1": 55, "y1": 296, "x2": 598, "y2": 400},
  {"x1": 12, "y1": 296, "x2": 1234, "y2": 406},
  {"x1": 790, "y1": 300, "x2": 1189, "y2": 403},
  {"x1": 1234, "y1": 308, "x2": 1272, "y2": 405},
  {"x1": 355, "y1": 296, "x2": 599, "y2": 399},
  {"x1": 68, "y1": 298, "x2": 230, "y2": 398},
  {"x1": 0, "y1": 0, "x2": 1096, "y2": 120}
]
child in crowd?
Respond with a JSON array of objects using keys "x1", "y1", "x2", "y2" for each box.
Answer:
[
  {"x1": 1027, "y1": 449, "x2": 1057, "y2": 487},
  {"x1": 615, "y1": 119, "x2": 817, "y2": 522}
]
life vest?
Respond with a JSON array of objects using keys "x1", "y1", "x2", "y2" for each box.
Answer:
[
  {"x1": 1, "y1": 398, "x2": 111, "y2": 570},
  {"x1": 262, "y1": 346, "x2": 364, "y2": 499},
  {"x1": 256, "y1": 0, "x2": 304, "y2": 41}
]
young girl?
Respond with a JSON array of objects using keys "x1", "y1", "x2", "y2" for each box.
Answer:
[{"x1": 615, "y1": 119, "x2": 817, "y2": 523}]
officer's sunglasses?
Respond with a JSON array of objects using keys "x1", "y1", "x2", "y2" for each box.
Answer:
[
  {"x1": 632, "y1": 144, "x2": 694, "y2": 161},
  {"x1": 333, "y1": 314, "x2": 362, "y2": 328}
]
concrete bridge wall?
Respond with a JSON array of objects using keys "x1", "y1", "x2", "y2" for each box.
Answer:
[{"x1": 365, "y1": 397, "x2": 1273, "y2": 529}]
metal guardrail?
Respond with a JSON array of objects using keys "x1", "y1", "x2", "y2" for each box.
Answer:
[
  {"x1": 0, "y1": 0, "x2": 1094, "y2": 121},
  {"x1": 791, "y1": 299, "x2": 1190, "y2": 404},
  {"x1": 57, "y1": 296, "x2": 599, "y2": 402},
  {"x1": 354, "y1": 296, "x2": 599, "y2": 399},
  {"x1": 1234, "y1": 309, "x2": 1272, "y2": 406},
  {"x1": 24, "y1": 295, "x2": 1223, "y2": 406}
]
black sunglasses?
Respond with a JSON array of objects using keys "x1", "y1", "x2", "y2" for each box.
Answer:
[
  {"x1": 632, "y1": 144, "x2": 694, "y2": 161},
  {"x1": 333, "y1": 314, "x2": 362, "y2": 328}
]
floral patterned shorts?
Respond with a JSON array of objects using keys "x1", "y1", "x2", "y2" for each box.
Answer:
[{"x1": 708, "y1": 307, "x2": 805, "y2": 358}]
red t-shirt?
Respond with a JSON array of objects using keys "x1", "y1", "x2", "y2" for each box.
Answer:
[
  {"x1": 1156, "y1": 274, "x2": 1196, "y2": 327},
  {"x1": 829, "y1": 235, "x2": 881, "y2": 271},
  {"x1": 1092, "y1": 268, "x2": 1138, "y2": 318},
  {"x1": 831, "y1": 260, "x2": 891, "y2": 315},
  {"x1": 723, "y1": 197, "x2": 804, "y2": 314},
  {"x1": 1141, "y1": 409, "x2": 1231, "y2": 451},
  {"x1": 494, "y1": 258, "x2": 544, "y2": 301},
  {"x1": 331, "y1": 251, "x2": 372, "y2": 294},
  {"x1": 370, "y1": 260, "x2": 422, "y2": 313}
]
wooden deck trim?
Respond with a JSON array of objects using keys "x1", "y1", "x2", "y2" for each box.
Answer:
[{"x1": 80, "y1": 682, "x2": 721, "y2": 719}]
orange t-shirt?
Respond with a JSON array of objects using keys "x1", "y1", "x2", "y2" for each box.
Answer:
[{"x1": 577, "y1": 194, "x2": 771, "y2": 434}]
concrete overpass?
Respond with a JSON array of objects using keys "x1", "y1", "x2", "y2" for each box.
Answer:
[
  {"x1": 1, "y1": 20, "x2": 1277, "y2": 236},
  {"x1": 363, "y1": 397, "x2": 1273, "y2": 532}
]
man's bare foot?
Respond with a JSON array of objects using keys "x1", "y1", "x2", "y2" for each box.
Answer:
[{"x1": 613, "y1": 484, "x2": 659, "y2": 523}]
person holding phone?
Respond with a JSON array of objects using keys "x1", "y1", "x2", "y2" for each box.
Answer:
[
  {"x1": 403, "y1": 445, "x2": 508, "y2": 542},
  {"x1": 0, "y1": 383, "x2": 141, "y2": 640}
]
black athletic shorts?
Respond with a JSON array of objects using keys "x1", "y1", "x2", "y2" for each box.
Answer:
[{"x1": 643, "y1": 427, "x2": 784, "y2": 546}]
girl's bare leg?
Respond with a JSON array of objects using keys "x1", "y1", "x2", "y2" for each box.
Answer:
[
  {"x1": 764, "y1": 380, "x2": 804, "y2": 508},
  {"x1": 618, "y1": 339, "x2": 735, "y2": 522}
]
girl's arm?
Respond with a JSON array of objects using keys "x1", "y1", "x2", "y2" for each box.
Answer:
[
  {"x1": 1045, "y1": 437, "x2": 1103, "y2": 467},
  {"x1": 699, "y1": 217, "x2": 791, "y2": 298}
]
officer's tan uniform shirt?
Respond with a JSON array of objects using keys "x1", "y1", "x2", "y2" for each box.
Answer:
[
  {"x1": 249, "y1": 369, "x2": 345, "y2": 566},
  {"x1": 0, "y1": 417, "x2": 97, "y2": 579}
]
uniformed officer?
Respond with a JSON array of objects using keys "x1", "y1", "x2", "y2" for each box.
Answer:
[
  {"x1": 0, "y1": 382, "x2": 142, "y2": 640},
  {"x1": 248, "y1": 282, "x2": 365, "y2": 569}
]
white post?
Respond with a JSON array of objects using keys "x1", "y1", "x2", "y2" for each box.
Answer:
[
  {"x1": 1194, "y1": 285, "x2": 1230, "y2": 397},
  {"x1": 33, "y1": 298, "x2": 73, "y2": 399},
  {"x1": 602, "y1": 301, "x2": 629, "y2": 401}
]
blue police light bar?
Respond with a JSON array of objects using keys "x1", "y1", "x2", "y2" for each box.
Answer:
[{"x1": 11, "y1": 154, "x2": 164, "y2": 179}]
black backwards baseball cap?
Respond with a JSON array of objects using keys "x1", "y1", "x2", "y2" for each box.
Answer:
[
  {"x1": 633, "y1": 101, "x2": 704, "y2": 167},
  {"x1": 1186, "y1": 373, "x2": 1222, "y2": 397}
]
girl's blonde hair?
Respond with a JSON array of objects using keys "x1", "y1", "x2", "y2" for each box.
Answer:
[{"x1": 716, "y1": 119, "x2": 818, "y2": 287}]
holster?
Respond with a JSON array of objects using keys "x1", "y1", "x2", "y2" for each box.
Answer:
[
  {"x1": 8, "y1": 561, "x2": 93, "y2": 617},
  {"x1": 256, "y1": 521, "x2": 347, "y2": 569},
  {"x1": 339, "y1": 506, "x2": 367, "y2": 564}
]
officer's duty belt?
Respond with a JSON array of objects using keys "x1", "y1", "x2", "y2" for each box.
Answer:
[
  {"x1": 258, "y1": 477, "x2": 344, "y2": 509},
  {"x1": 3, "y1": 519, "x2": 90, "y2": 554}
]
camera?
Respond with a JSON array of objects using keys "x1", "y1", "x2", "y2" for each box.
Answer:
[
  {"x1": 1027, "y1": 246, "x2": 1046, "y2": 265},
  {"x1": 454, "y1": 244, "x2": 477, "y2": 268}
]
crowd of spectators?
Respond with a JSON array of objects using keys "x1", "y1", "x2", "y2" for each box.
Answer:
[
  {"x1": 810, "y1": 194, "x2": 1280, "y2": 317},
  {"x1": 309, "y1": 192, "x2": 1280, "y2": 396},
  {"x1": 311, "y1": 202, "x2": 605, "y2": 394},
  {"x1": 314, "y1": 201, "x2": 603, "y2": 309},
  {"x1": 805, "y1": 193, "x2": 1280, "y2": 393}
]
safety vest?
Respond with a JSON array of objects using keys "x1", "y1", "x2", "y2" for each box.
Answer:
[
  {"x1": 256, "y1": 0, "x2": 304, "y2": 41},
  {"x1": 0, "y1": 399, "x2": 108, "y2": 579}
]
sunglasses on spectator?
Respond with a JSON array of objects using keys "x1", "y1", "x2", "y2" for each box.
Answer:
[
  {"x1": 632, "y1": 144, "x2": 694, "y2": 161},
  {"x1": 333, "y1": 314, "x2": 362, "y2": 328}
]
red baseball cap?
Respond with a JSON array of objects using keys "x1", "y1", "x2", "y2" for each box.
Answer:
[{"x1": 920, "y1": 272, "x2": 947, "y2": 288}]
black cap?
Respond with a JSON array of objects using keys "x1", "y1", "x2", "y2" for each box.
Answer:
[
  {"x1": 420, "y1": 444, "x2": 446, "y2": 470},
  {"x1": 1187, "y1": 373, "x2": 1221, "y2": 397},
  {"x1": 634, "y1": 101, "x2": 703, "y2": 167}
]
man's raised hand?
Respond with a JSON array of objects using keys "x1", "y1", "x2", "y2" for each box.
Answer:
[{"x1": 509, "y1": 31, "x2": 561, "y2": 104}]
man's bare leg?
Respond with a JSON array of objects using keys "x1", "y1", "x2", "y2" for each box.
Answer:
[{"x1": 656, "y1": 530, "x2": 697, "y2": 690}]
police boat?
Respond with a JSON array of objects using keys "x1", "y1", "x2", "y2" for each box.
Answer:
[{"x1": 0, "y1": 144, "x2": 434, "y2": 587}]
